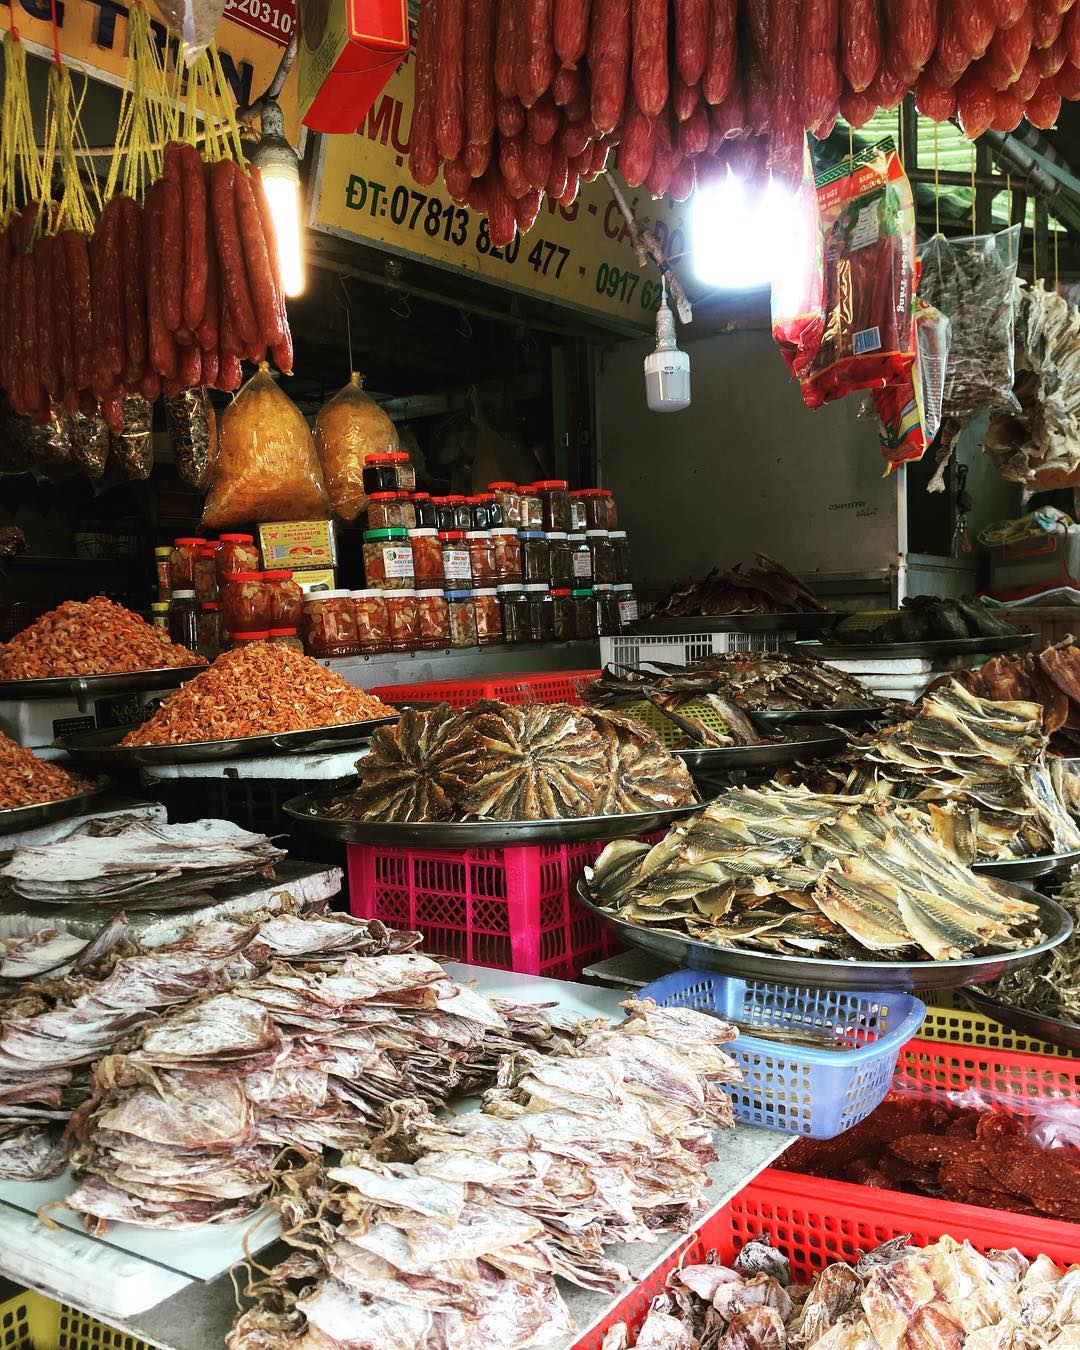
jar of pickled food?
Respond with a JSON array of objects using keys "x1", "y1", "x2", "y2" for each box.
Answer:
[
  {"x1": 388, "y1": 451, "x2": 415, "y2": 491},
  {"x1": 568, "y1": 492, "x2": 587, "y2": 532},
  {"x1": 490, "y1": 527, "x2": 522, "y2": 584},
  {"x1": 415, "y1": 589, "x2": 450, "y2": 649},
  {"x1": 614, "y1": 583, "x2": 639, "y2": 630},
  {"x1": 363, "y1": 527, "x2": 414, "y2": 589},
  {"x1": 169, "y1": 537, "x2": 206, "y2": 590},
  {"x1": 267, "y1": 627, "x2": 304, "y2": 652},
  {"x1": 387, "y1": 589, "x2": 421, "y2": 652},
  {"x1": 498, "y1": 583, "x2": 529, "y2": 643},
  {"x1": 586, "y1": 530, "x2": 614, "y2": 585},
  {"x1": 535, "y1": 479, "x2": 571, "y2": 531},
  {"x1": 216, "y1": 533, "x2": 260, "y2": 589},
  {"x1": 595, "y1": 583, "x2": 619, "y2": 636},
  {"x1": 301, "y1": 590, "x2": 359, "y2": 657},
  {"x1": 445, "y1": 494, "x2": 472, "y2": 531},
  {"x1": 550, "y1": 589, "x2": 574, "y2": 641},
  {"x1": 221, "y1": 571, "x2": 272, "y2": 635},
  {"x1": 602, "y1": 489, "x2": 618, "y2": 529},
  {"x1": 466, "y1": 530, "x2": 497, "y2": 587},
  {"x1": 573, "y1": 587, "x2": 598, "y2": 639},
  {"x1": 154, "y1": 546, "x2": 171, "y2": 596},
  {"x1": 411, "y1": 492, "x2": 437, "y2": 529},
  {"x1": 467, "y1": 495, "x2": 489, "y2": 530},
  {"x1": 367, "y1": 492, "x2": 403, "y2": 529},
  {"x1": 576, "y1": 489, "x2": 606, "y2": 530},
  {"x1": 519, "y1": 486, "x2": 543, "y2": 530},
  {"x1": 197, "y1": 601, "x2": 223, "y2": 659},
  {"x1": 169, "y1": 589, "x2": 199, "y2": 649},
  {"x1": 193, "y1": 546, "x2": 220, "y2": 602},
  {"x1": 545, "y1": 532, "x2": 573, "y2": 589},
  {"x1": 609, "y1": 530, "x2": 631, "y2": 583},
  {"x1": 520, "y1": 531, "x2": 549, "y2": 584},
  {"x1": 568, "y1": 532, "x2": 593, "y2": 585},
  {"x1": 396, "y1": 493, "x2": 417, "y2": 531},
  {"x1": 265, "y1": 570, "x2": 304, "y2": 628},
  {"x1": 151, "y1": 600, "x2": 170, "y2": 632},
  {"x1": 523, "y1": 583, "x2": 555, "y2": 643},
  {"x1": 480, "y1": 492, "x2": 503, "y2": 528},
  {"x1": 446, "y1": 589, "x2": 478, "y2": 647},
  {"x1": 440, "y1": 531, "x2": 472, "y2": 586},
  {"x1": 473, "y1": 588, "x2": 503, "y2": 645},
  {"x1": 351, "y1": 590, "x2": 392, "y2": 654},
  {"x1": 362, "y1": 453, "x2": 397, "y2": 495},
  {"x1": 231, "y1": 629, "x2": 269, "y2": 650},
  {"x1": 409, "y1": 527, "x2": 444, "y2": 587},
  {"x1": 433, "y1": 497, "x2": 455, "y2": 532},
  {"x1": 488, "y1": 481, "x2": 521, "y2": 527}
]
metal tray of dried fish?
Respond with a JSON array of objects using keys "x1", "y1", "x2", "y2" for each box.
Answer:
[
  {"x1": 970, "y1": 849, "x2": 1080, "y2": 881},
  {"x1": 574, "y1": 879, "x2": 1072, "y2": 993},
  {"x1": 959, "y1": 987, "x2": 1080, "y2": 1054},
  {"x1": 0, "y1": 666, "x2": 206, "y2": 700},
  {"x1": 635, "y1": 612, "x2": 838, "y2": 634},
  {"x1": 283, "y1": 791, "x2": 710, "y2": 847},
  {"x1": 674, "y1": 729, "x2": 847, "y2": 772},
  {"x1": 0, "y1": 781, "x2": 110, "y2": 836},
  {"x1": 794, "y1": 633, "x2": 1034, "y2": 660},
  {"x1": 750, "y1": 706, "x2": 890, "y2": 727},
  {"x1": 55, "y1": 718, "x2": 397, "y2": 767}
]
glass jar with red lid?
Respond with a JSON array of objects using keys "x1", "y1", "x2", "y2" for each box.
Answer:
[
  {"x1": 488, "y1": 482, "x2": 522, "y2": 527},
  {"x1": 396, "y1": 493, "x2": 417, "y2": 530},
  {"x1": 433, "y1": 497, "x2": 455, "y2": 532},
  {"x1": 535, "y1": 479, "x2": 571, "y2": 532},
  {"x1": 197, "y1": 601, "x2": 222, "y2": 658},
  {"x1": 473, "y1": 589, "x2": 502, "y2": 645},
  {"x1": 519, "y1": 486, "x2": 543, "y2": 530},
  {"x1": 466, "y1": 530, "x2": 497, "y2": 587},
  {"x1": 221, "y1": 572, "x2": 272, "y2": 635},
  {"x1": 411, "y1": 492, "x2": 437, "y2": 529},
  {"x1": 479, "y1": 491, "x2": 503, "y2": 527},
  {"x1": 568, "y1": 491, "x2": 587, "y2": 532},
  {"x1": 601, "y1": 489, "x2": 617, "y2": 529},
  {"x1": 444, "y1": 494, "x2": 472, "y2": 531},
  {"x1": 367, "y1": 493, "x2": 403, "y2": 529},
  {"x1": 387, "y1": 451, "x2": 415, "y2": 491},
  {"x1": 231, "y1": 630, "x2": 269, "y2": 651},
  {"x1": 409, "y1": 528, "x2": 444, "y2": 587},
  {"x1": 550, "y1": 589, "x2": 574, "y2": 641},
  {"x1": 215, "y1": 533, "x2": 260, "y2": 588},
  {"x1": 440, "y1": 531, "x2": 472, "y2": 587},
  {"x1": 490, "y1": 527, "x2": 522, "y2": 584},
  {"x1": 362, "y1": 454, "x2": 397, "y2": 495},
  {"x1": 466, "y1": 495, "x2": 490, "y2": 530},
  {"x1": 265, "y1": 570, "x2": 304, "y2": 628},
  {"x1": 169, "y1": 537, "x2": 206, "y2": 590},
  {"x1": 351, "y1": 590, "x2": 391, "y2": 654},
  {"x1": 301, "y1": 590, "x2": 358, "y2": 657},
  {"x1": 267, "y1": 627, "x2": 304, "y2": 652},
  {"x1": 193, "y1": 545, "x2": 220, "y2": 602},
  {"x1": 415, "y1": 589, "x2": 450, "y2": 649},
  {"x1": 387, "y1": 590, "x2": 421, "y2": 652},
  {"x1": 446, "y1": 590, "x2": 478, "y2": 647}
]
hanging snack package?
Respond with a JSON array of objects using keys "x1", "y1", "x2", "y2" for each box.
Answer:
[
  {"x1": 150, "y1": 0, "x2": 226, "y2": 61},
  {"x1": 109, "y1": 397, "x2": 154, "y2": 480},
  {"x1": 771, "y1": 145, "x2": 826, "y2": 381},
  {"x1": 67, "y1": 409, "x2": 111, "y2": 478},
  {"x1": 314, "y1": 372, "x2": 400, "y2": 523},
  {"x1": 798, "y1": 139, "x2": 916, "y2": 410},
  {"x1": 166, "y1": 388, "x2": 218, "y2": 489},
  {"x1": 918, "y1": 225, "x2": 1022, "y2": 426},
  {"x1": 872, "y1": 296, "x2": 951, "y2": 474},
  {"x1": 202, "y1": 365, "x2": 329, "y2": 529}
]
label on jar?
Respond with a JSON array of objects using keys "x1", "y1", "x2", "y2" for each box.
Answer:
[
  {"x1": 618, "y1": 598, "x2": 639, "y2": 623},
  {"x1": 383, "y1": 546, "x2": 415, "y2": 579},
  {"x1": 444, "y1": 547, "x2": 471, "y2": 581},
  {"x1": 572, "y1": 552, "x2": 593, "y2": 579}
]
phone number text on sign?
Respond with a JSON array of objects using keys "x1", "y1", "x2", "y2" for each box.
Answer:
[{"x1": 224, "y1": 0, "x2": 294, "y2": 45}]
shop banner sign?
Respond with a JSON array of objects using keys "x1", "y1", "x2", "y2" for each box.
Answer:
[
  {"x1": 310, "y1": 51, "x2": 688, "y2": 329},
  {"x1": 1, "y1": 0, "x2": 301, "y2": 142}
]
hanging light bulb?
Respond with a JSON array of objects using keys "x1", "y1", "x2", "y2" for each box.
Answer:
[
  {"x1": 249, "y1": 99, "x2": 305, "y2": 297},
  {"x1": 643, "y1": 277, "x2": 691, "y2": 412}
]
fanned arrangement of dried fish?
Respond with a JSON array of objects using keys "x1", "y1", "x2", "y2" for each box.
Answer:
[
  {"x1": 794, "y1": 680, "x2": 1080, "y2": 862},
  {"x1": 985, "y1": 872, "x2": 1080, "y2": 1025},
  {"x1": 652, "y1": 553, "x2": 827, "y2": 618},
  {"x1": 0, "y1": 903, "x2": 419, "y2": 1183},
  {"x1": 227, "y1": 998, "x2": 741, "y2": 1349},
  {"x1": 602, "y1": 1233, "x2": 1080, "y2": 1350},
  {"x1": 586, "y1": 784, "x2": 1046, "y2": 963},
  {"x1": 66, "y1": 953, "x2": 555, "y2": 1232},
  {"x1": 327, "y1": 701, "x2": 697, "y2": 823},
  {"x1": 945, "y1": 638, "x2": 1080, "y2": 753}
]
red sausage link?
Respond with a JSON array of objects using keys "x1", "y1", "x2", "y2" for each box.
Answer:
[
  {"x1": 674, "y1": 0, "x2": 708, "y2": 86},
  {"x1": 702, "y1": 0, "x2": 736, "y2": 104},
  {"x1": 554, "y1": 0, "x2": 590, "y2": 68},
  {"x1": 119, "y1": 196, "x2": 147, "y2": 384},
  {"x1": 520, "y1": 0, "x2": 556, "y2": 106},
  {"x1": 799, "y1": 0, "x2": 841, "y2": 131},
  {"x1": 209, "y1": 160, "x2": 260, "y2": 348},
  {"x1": 61, "y1": 229, "x2": 94, "y2": 394},
  {"x1": 180, "y1": 144, "x2": 208, "y2": 332},
  {"x1": 234, "y1": 167, "x2": 285, "y2": 348},
  {"x1": 589, "y1": 0, "x2": 631, "y2": 133},
  {"x1": 144, "y1": 183, "x2": 179, "y2": 379},
  {"x1": 161, "y1": 142, "x2": 185, "y2": 333},
  {"x1": 409, "y1": 0, "x2": 441, "y2": 185},
  {"x1": 840, "y1": 0, "x2": 882, "y2": 91},
  {"x1": 34, "y1": 234, "x2": 58, "y2": 399},
  {"x1": 465, "y1": 0, "x2": 497, "y2": 147},
  {"x1": 494, "y1": 0, "x2": 519, "y2": 95},
  {"x1": 178, "y1": 341, "x2": 202, "y2": 389},
  {"x1": 632, "y1": 0, "x2": 669, "y2": 117},
  {"x1": 435, "y1": 0, "x2": 467, "y2": 158}
]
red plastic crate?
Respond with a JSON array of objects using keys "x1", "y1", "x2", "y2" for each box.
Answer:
[
  {"x1": 370, "y1": 669, "x2": 600, "y2": 707},
  {"x1": 347, "y1": 840, "x2": 617, "y2": 978},
  {"x1": 893, "y1": 1037, "x2": 1080, "y2": 1121}
]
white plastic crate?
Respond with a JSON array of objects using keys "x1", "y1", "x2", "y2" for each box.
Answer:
[{"x1": 601, "y1": 629, "x2": 790, "y2": 667}]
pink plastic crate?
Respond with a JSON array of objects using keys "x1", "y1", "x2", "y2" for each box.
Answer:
[
  {"x1": 370, "y1": 669, "x2": 599, "y2": 708},
  {"x1": 347, "y1": 840, "x2": 618, "y2": 978}
]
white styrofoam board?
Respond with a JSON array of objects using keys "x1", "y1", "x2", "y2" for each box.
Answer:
[
  {"x1": 142, "y1": 748, "x2": 367, "y2": 781},
  {"x1": 0, "y1": 801, "x2": 166, "y2": 852},
  {"x1": 441, "y1": 962, "x2": 627, "y2": 1026},
  {"x1": 826, "y1": 657, "x2": 937, "y2": 674}
]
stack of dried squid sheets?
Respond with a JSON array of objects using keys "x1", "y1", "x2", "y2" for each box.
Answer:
[
  {"x1": 227, "y1": 999, "x2": 740, "y2": 1350},
  {"x1": 586, "y1": 784, "x2": 1047, "y2": 963},
  {"x1": 829, "y1": 680, "x2": 1080, "y2": 862},
  {"x1": 0, "y1": 906, "x2": 418, "y2": 1182},
  {"x1": 65, "y1": 953, "x2": 554, "y2": 1231}
]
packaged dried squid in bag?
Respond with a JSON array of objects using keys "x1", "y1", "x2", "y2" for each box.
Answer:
[
  {"x1": 314, "y1": 372, "x2": 400, "y2": 523},
  {"x1": 109, "y1": 397, "x2": 154, "y2": 480},
  {"x1": 0, "y1": 396, "x2": 72, "y2": 473},
  {"x1": 165, "y1": 388, "x2": 218, "y2": 489},
  {"x1": 870, "y1": 297, "x2": 951, "y2": 473},
  {"x1": 150, "y1": 0, "x2": 225, "y2": 61},
  {"x1": 67, "y1": 409, "x2": 110, "y2": 478}
]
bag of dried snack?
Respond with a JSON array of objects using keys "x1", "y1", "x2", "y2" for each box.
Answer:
[{"x1": 314, "y1": 373, "x2": 399, "y2": 523}]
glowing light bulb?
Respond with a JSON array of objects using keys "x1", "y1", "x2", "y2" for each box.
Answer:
[
  {"x1": 691, "y1": 170, "x2": 797, "y2": 290},
  {"x1": 250, "y1": 99, "x2": 305, "y2": 298}
]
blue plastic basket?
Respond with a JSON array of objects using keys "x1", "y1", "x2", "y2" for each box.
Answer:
[{"x1": 641, "y1": 969, "x2": 926, "y2": 1139}]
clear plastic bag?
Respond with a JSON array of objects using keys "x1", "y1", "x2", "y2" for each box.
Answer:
[
  {"x1": 150, "y1": 0, "x2": 225, "y2": 61},
  {"x1": 166, "y1": 388, "x2": 218, "y2": 489},
  {"x1": 870, "y1": 297, "x2": 952, "y2": 473},
  {"x1": 918, "y1": 225, "x2": 1022, "y2": 424},
  {"x1": 771, "y1": 143, "x2": 825, "y2": 382},
  {"x1": 0, "y1": 397, "x2": 71, "y2": 473},
  {"x1": 109, "y1": 397, "x2": 154, "y2": 480},
  {"x1": 314, "y1": 372, "x2": 400, "y2": 523},
  {"x1": 202, "y1": 366, "x2": 329, "y2": 530},
  {"x1": 946, "y1": 1087, "x2": 1080, "y2": 1153},
  {"x1": 67, "y1": 409, "x2": 110, "y2": 478}
]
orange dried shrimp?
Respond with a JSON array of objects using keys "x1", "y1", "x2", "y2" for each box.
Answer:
[
  {"x1": 0, "y1": 734, "x2": 94, "y2": 810},
  {"x1": 0, "y1": 597, "x2": 204, "y2": 680},
  {"x1": 121, "y1": 641, "x2": 393, "y2": 746}
]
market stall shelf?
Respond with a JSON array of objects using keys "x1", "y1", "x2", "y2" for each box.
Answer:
[
  {"x1": 55, "y1": 718, "x2": 396, "y2": 767},
  {"x1": 636, "y1": 612, "x2": 839, "y2": 634},
  {"x1": 574, "y1": 880, "x2": 1073, "y2": 993},
  {"x1": 960, "y1": 987, "x2": 1080, "y2": 1055},
  {"x1": 796, "y1": 633, "x2": 1035, "y2": 660},
  {"x1": 751, "y1": 705, "x2": 889, "y2": 726},
  {"x1": 0, "y1": 667, "x2": 206, "y2": 700},
  {"x1": 970, "y1": 849, "x2": 1080, "y2": 880},
  {"x1": 674, "y1": 730, "x2": 847, "y2": 772},
  {"x1": 0, "y1": 781, "x2": 110, "y2": 836}
]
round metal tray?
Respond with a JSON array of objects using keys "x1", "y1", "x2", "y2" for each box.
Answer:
[
  {"x1": 795, "y1": 633, "x2": 1034, "y2": 661},
  {"x1": 0, "y1": 666, "x2": 206, "y2": 700},
  {"x1": 674, "y1": 729, "x2": 846, "y2": 772},
  {"x1": 573, "y1": 879, "x2": 1072, "y2": 992},
  {"x1": 56, "y1": 718, "x2": 397, "y2": 767},
  {"x1": 284, "y1": 791, "x2": 709, "y2": 847},
  {"x1": 750, "y1": 706, "x2": 889, "y2": 727},
  {"x1": 970, "y1": 849, "x2": 1080, "y2": 881},
  {"x1": 635, "y1": 612, "x2": 838, "y2": 635},
  {"x1": 959, "y1": 988, "x2": 1080, "y2": 1055},
  {"x1": 0, "y1": 781, "x2": 110, "y2": 837}
]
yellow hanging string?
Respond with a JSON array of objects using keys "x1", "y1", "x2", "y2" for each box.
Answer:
[
  {"x1": 106, "y1": 1, "x2": 170, "y2": 203},
  {"x1": 933, "y1": 120, "x2": 940, "y2": 236},
  {"x1": 1, "y1": 32, "x2": 41, "y2": 219},
  {"x1": 52, "y1": 64, "x2": 99, "y2": 234}
]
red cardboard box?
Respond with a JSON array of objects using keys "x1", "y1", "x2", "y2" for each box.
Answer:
[{"x1": 297, "y1": 0, "x2": 410, "y2": 133}]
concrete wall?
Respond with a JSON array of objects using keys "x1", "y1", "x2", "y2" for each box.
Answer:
[{"x1": 595, "y1": 327, "x2": 900, "y2": 590}]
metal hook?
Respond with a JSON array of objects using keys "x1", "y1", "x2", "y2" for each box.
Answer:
[
  {"x1": 337, "y1": 277, "x2": 354, "y2": 375},
  {"x1": 389, "y1": 289, "x2": 411, "y2": 320},
  {"x1": 457, "y1": 309, "x2": 473, "y2": 339}
]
